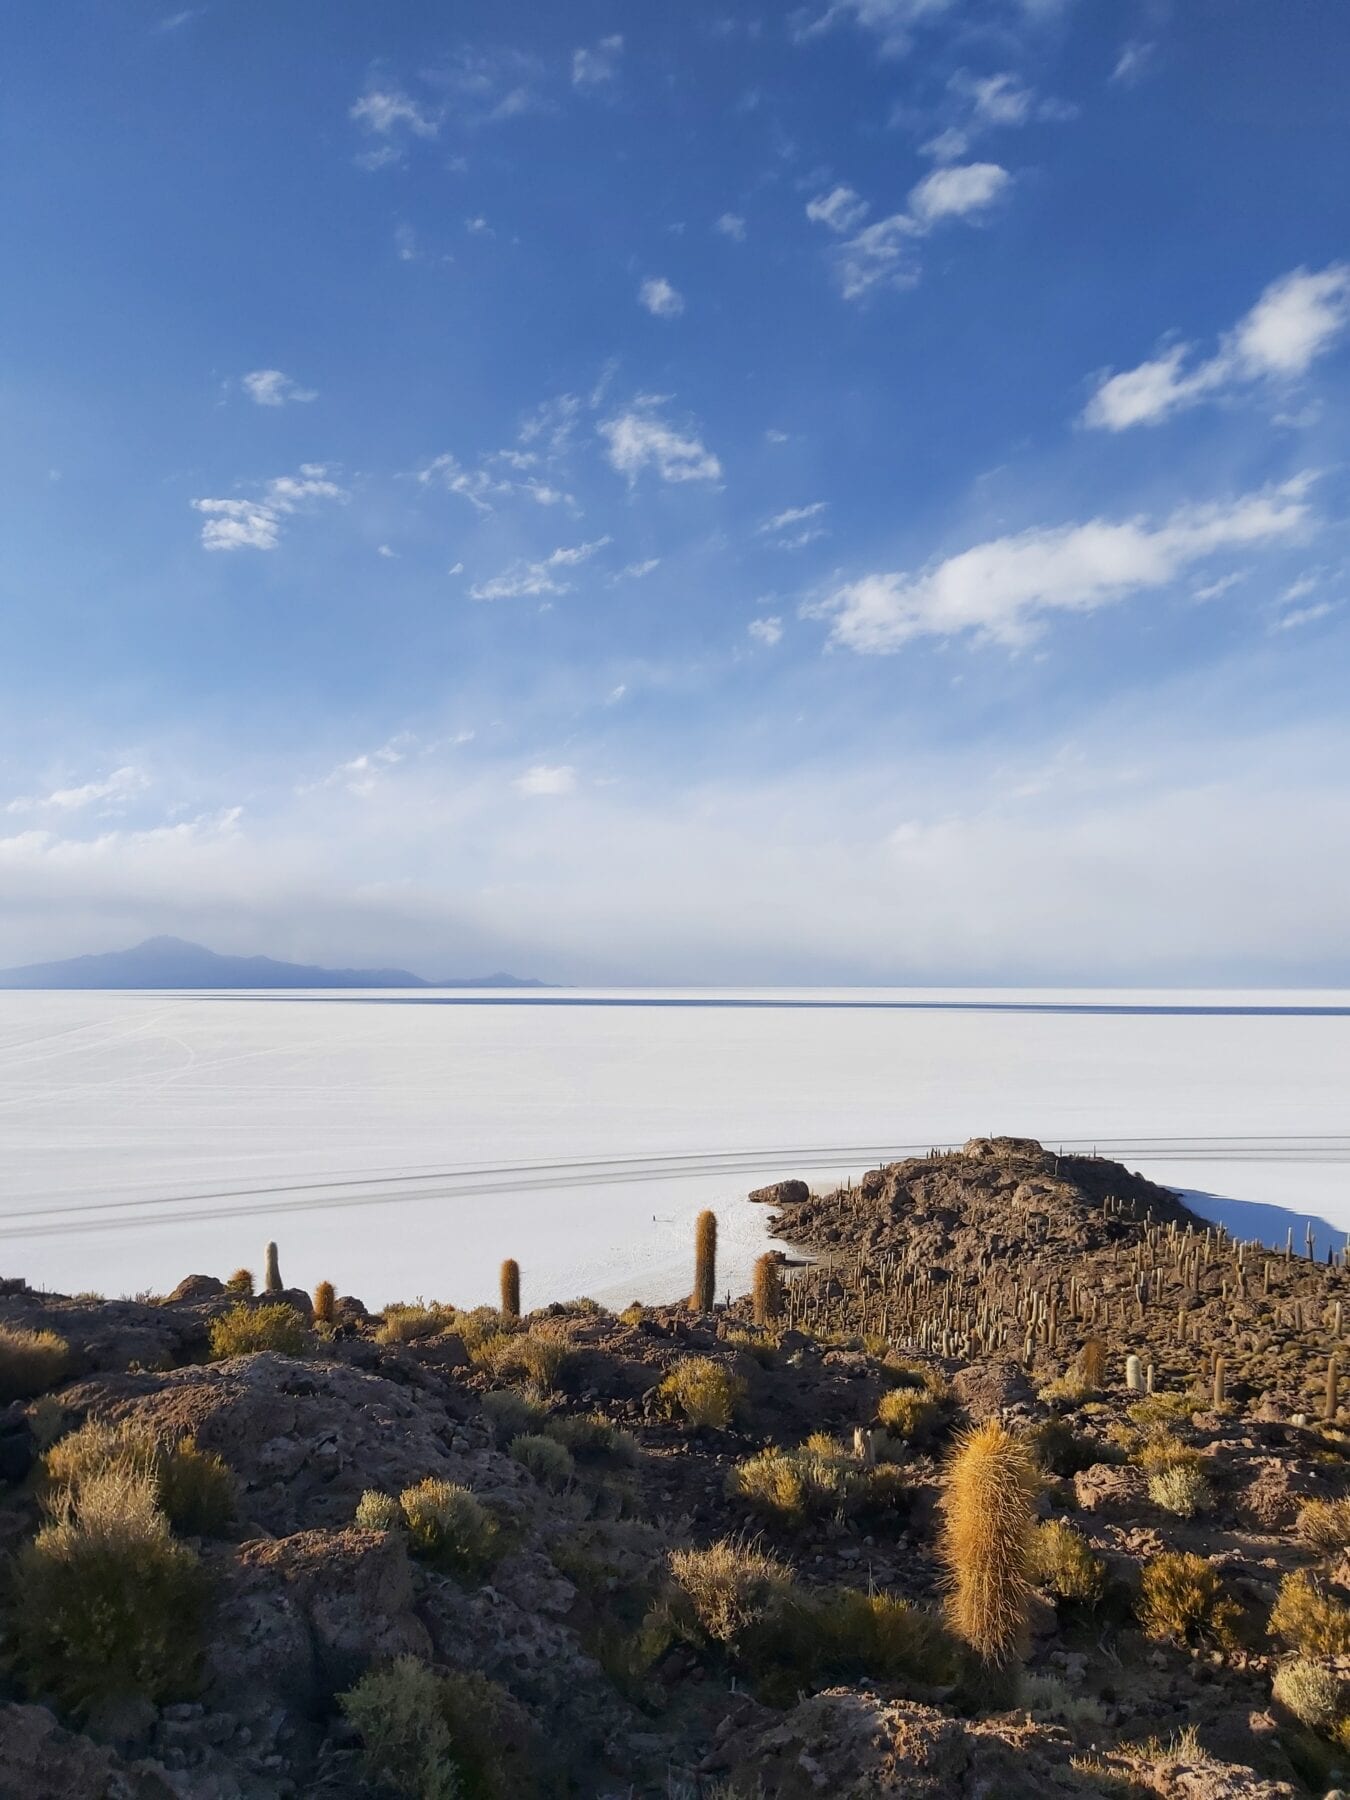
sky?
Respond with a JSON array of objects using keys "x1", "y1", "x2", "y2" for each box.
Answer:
[{"x1": 2, "y1": 0, "x2": 1349, "y2": 984}]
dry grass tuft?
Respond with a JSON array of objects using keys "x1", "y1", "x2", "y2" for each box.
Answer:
[
  {"x1": 1269, "y1": 1569, "x2": 1350, "y2": 1658},
  {"x1": 398, "y1": 1478, "x2": 499, "y2": 1577},
  {"x1": 1272, "y1": 1656, "x2": 1342, "y2": 1730},
  {"x1": 668, "y1": 1537, "x2": 790, "y2": 1645},
  {"x1": 0, "y1": 1324, "x2": 71, "y2": 1403},
  {"x1": 1028, "y1": 1519, "x2": 1106, "y2": 1606},
  {"x1": 208, "y1": 1301, "x2": 312, "y2": 1359},
  {"x1": 1138, "y1": 1552, "x2": 1240, "y2": 1648}
]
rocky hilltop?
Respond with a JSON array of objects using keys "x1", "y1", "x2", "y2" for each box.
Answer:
[{"x1": 0, "y1": 1138, "x2": 1347, "y2": 1798}]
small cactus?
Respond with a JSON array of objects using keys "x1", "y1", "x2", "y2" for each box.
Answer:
[
  {"x1": 225, "y1": 1268, "x2": 254, "y2": 1297},
  {"x1": 690, "y1": 1211, "x2": 717, "y2": 1314},
  {"x1": 263, "y1": 1242, "x2": 283, "y2": 1295},
  {"x1": 313, "y1": 1281, "x2": 336, "y2": 1326},
  {"x1": 500, "y1": 1259, "x2": 521, "y2": 1321},
  {"x1": 1125, "y1": 1353, "x2": 1143, "y2": 1393},
  {"x1": 1326, "y1": 1355, "x2": 1339, "y2": 1423},
  {"x1": 752, "y1": 1254, "x2": 781, "y2": 1327},
  {"x1": 938, "y1": 1419, "x2": 1038, "y2": 1668},
  {"x1": 1213, "y1": 1355, "x2": 1226, "y2": 1408}
]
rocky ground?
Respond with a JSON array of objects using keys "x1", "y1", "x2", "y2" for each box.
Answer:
[{"x1": 0, "y1": 1137, "x2": 1348, "y2": 1798}]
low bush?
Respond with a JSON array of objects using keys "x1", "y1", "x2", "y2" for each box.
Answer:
[
  {"x1": 340, "y1": 1658, "x2": 460, "y2": 1800},
  {"x1": 10, "y1": 1467, "x2": 209, "y2": 1714},
  {"x1": 544, "y1": 1411, "x2": 638, "y2": 1465},
  {"x1": 399, "y1": 1478, "x2": 499, "y2": 1578},
  {"x1": 875, "y1": 1386, "x2": 946, "y2": 1449},
  {"x1": 1024, "y1": 1418, "x2": 1101, "y2": 1479},
  {"x1": 1272, "y1": 1657, "x2": 1342, "y2": 1731},
  {"x1": 376, "y1": 1302, "x2": 458, "y2": 1345},
  {"x1": 668, "y1": 1538, "x2": 791, "y2": 1647},
  {"x1": 208, "y1": 1302, "x2": 312, "y2": 1359},
  {"x1": 341, "y1": 1657, "x2": 540, "y2": 1800},
  {"x1": 1126, "y1": 1392, "x2": 1195, "y2": 1434},
  {"x1": 1028, "y1": 1519, "x2": 1107, "y2": 1606},
  {"x1": 1269, "y1": 1569, "x2": 1350, "y2": 1658},
  {"x1": 1297, "y1": 1496, "x2": 1350, "y2": 1555},
  {"x1": 510, "y1": 1433, "x2": 575, "y2": 1491},
  {"x1": 1138, "y1": 1552, "x2": 1241, "y2": 1649},
  {"x1": 0, "y1": 1324, "x2": 71, "y2": 1403},
  {"x1": 1136, "y1": 1435, "x2": 1203, "y2": 1476},
  {"x1": 355, "y1": 1491, "x2": 404, "y2": 1532},
  {"x1": 728, "y1": 1437, "x2": 905, "y2": 1530},
  {"x1": 1148, "y1": 1463, "x2": 1215, "y2": 1519},
  {"x1": 469, "y1": 1325, "x2": 570, "y2": 1389},
  {"x1": 480, "y1": 1388, "x2": 548, "y2": 1444},
  {"x1": 658, "y1": 1357, "x2": 746, "y2": 1430},
  {"x1": 45, "y1": 1417, "x2": 235, "y2": 1537},
  {"x1": 791, "y1": 1586, "x2": 956, "y2": 1687}
]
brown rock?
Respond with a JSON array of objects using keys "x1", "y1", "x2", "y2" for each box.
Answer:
[
  {"x1": 749, "y1": 1178, "x2": 811, "y2": 1205},
  {"x1": 163, "y1": 1274, "x2": 225, "y2": 1303},
  {"x1": 1073, "y1": 1461, "x2": 1149, "y2": 1516},
  {"x1": 952, "y1": 1358, "x2": 1034, "y2": 1421}
]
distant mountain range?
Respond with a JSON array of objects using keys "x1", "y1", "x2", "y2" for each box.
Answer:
[{"x1": 0, "y1": 936, "x2": 547, "y2": 991}]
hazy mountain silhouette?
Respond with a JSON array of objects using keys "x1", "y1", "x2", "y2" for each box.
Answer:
[{"x1": 0, "y1": 936, "x2": 546, "y2": 990}]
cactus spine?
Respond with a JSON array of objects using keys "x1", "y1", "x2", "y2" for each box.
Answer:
[
  {"x1": 500, "y1": 1258, "x2": 521, "y2": 1321},
  {"x1": 690, "y1": 1210, "x2": 717, "y2": 1314},
  {"x1": 938, "y1": 1420, "x2": 1037, "y2": 1667},
  {"x1": 263, "y1": 1241, "x2": 283, "y2": 1294},
  {"x1": 313, "y1": 1280, "x2": 336, "y2": 1325},
  {"x1": 752, "y1": 1253, "x2": 782, "y2": 1327}
]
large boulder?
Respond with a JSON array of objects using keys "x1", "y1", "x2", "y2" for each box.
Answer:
[{"x1": 749, "y1": 1179, "x2": 810, "y2": 1206}]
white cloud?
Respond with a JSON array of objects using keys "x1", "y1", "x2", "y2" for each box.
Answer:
[
  {"x1": 572, "y1": 35, "x2": 623, "y2": 87},
  {"x1": 417, "y1": 451, "x2": 572, "y2": 514},
  {"x1": 639, "y1": 276, "x2": 685, "y2": 319},
  {"x1": 1277, "y1": 601, "x2": 1336, "y2": 631},
  {"x1": 242, "y1": 369, "x2": 317, "y2": 408},
  {"x1": 805, "y1": 186, "x2": 869, "y2": 234},
  {"x1": 759, "y1": 501, "x2": 827, "y2": 534},
  {"x1": 6, "y1": 766, "x2": 148, "y2": 816},
  {"x1": 748, "y1": 616, "x2": 784, "y2": 645},
  {"x1": 612, "y1": 558, "x2": 661, "y2": 582},
  {"x1": 191, "y1": 466, "x2": 346, "y2": 552},
  {"x1": 377, "y1": 544, "x2": 398, "y2": 559},
  {"x1": 908, "y1": 161, "x2": 1011, "y2": 223},
  {"x1": 818, "y1": 480, "x2": 1313, "y2": 653},
  {"x1": 966, "y1": 72, "x2": 1032, "y2": 125},
  {"x1": 1111, "y1": 39, "x2": 1154, "y2": 85},
  {"x1": 921, "y1": 126, "x2": 970, "y2": 163},
  {"x1": 394, "y1": 223, "x2": 418, "y2": 261},
  {"x1": 1085, "y1": 264, "x2": 1350, "y2": 430},
  {"x1": 598, "y1": 406, "x2": 721, "y2": 485},
  {"x1": 350, "y1": 87, "x2": 438, "y2": 139},
  {"x1": 796, "y1": 0, "x2": 959, "y2": 57},
  {"x1": 606, "y1": 684, "x2": 627, "y2": 704},
  {"x1": 716, "y1": 212, "x2": 747, "y2": 241},
  {"x1": 515, "y1": 764, "x2": 576, "y2": 796},
  {"x1": 1192, "y1": 572, "x2": 1244, "y2": 603},
  {"x1": 469, "y1": 538, "x2": 611, "y2": 601}
]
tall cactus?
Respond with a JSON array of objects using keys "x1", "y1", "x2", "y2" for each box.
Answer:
[
  {"x1": 500, "y1": 1258, "x2": 521, "y2": 1321},
  {"x1": 263, "y1": 1241, "x2": 283, "y2": 1294},
  {"x1": 938, "y1": 1420, "x2": 1037, "y2": 1667},
  {"x1": 690, "y1": 1211, "x2": 717, "y2": 1314},
  {"x1": 752, "y1": 1253, "x2": 782, "y2": 1327}
]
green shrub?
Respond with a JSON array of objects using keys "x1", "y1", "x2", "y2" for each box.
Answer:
[
  {"x1": 1148, "y1": 1463, "x2": 1214, "y2": 1519},
  {"x1": 340, "y1": 1658, "x2": 460, "y2": 1800},
  {"x1": 355, "y1": 1491, "x2": 404, "y2": 1532},
  {"x1": 511, "y1": 1328, "x2": 571, "y2": 1390},
  {"x1": 208, "y1": 1302, "x2": 312, "y2": 1359},
  {"x1": 1028, "y1": 1519, "x2": 1106, "y2": 1606},
  {"x1": 1272, "y1": 1657, "x2": 1342, "y2": 1730},
  {"x1": 1127, "y1": 1392, "x2": 1194, "y2": 1433},
  {"x1": 727, "y1": 1438, "x2": 891, "y2": 1528},
  {"x1": 0, "y1": 1324, "x2": 71, "y2": 1402},
  {"x1": 340, "y1": 1658, "x2": 539, "y2": 1800},
  {"x1": 657, "y1": 1357, "x2": 746, "y2": 1430},
  {"x1": 376, "y1": 1302, "x2": 458, "y2": 1345},
  {"x1": 1138, "y1": 1552, "x2": 1240, "y2": 1649},
  {"x1": 1136, "y1": 1434, "x2": 1202, "y2": 1476},
  {"x1": 399, "y1": 1479, "x2": 498, "y2": 1577},
  {"x1": 543, "y1": 1411, "x2": 638, "y2": 1465},
  {"x1": 10, "y1": 1467, "x2": 209, "y2": 1714},
  {"x1": 790, "y1": 1586, "x2": 956, "y2": 1686},
  {"x1": 876, "y1": 1386, "x2": 946, "y2": 1448},
  {"x1": 1269, "y1": 1569, "x2": 1350, "y2": 1657},
  {"x1": 480, "y1": 1388, "x2": 549, "y2": 1443},
  {"x1": 1024, "y1": 1418, "x2": 1100, "y2": 1479},
  {"x1": 44, "y1": 1418, "x2": 234, "y2": 1537},
  {"x1": 510, "y1": 1433, "x2": 575, "y2": 1491}
]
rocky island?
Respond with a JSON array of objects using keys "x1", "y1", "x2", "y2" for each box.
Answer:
[{"x1": 1, "y1": 1137, "x2": 1348, "y2": 1798}]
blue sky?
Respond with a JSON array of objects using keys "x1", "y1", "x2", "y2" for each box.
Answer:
[{"x1": 2, "y1": 0, "x2": 1348, "y2": 982}]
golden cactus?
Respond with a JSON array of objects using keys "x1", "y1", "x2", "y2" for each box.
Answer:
[
  {"x1": 500, "y1": 1258, "x2": 521, "y2": 1321},
  {"x1": 690, "y1": 1211, "x2": 717, "y2": 1314},
  {"x1": 938, "y1": 1419, "x2": 1038, "y2": 1667},
  {"x1": 752, "y1": 1254, "x2": 781, "y2": 1327},
  {"x1": 313, "y1": 1281, "x2": 336, "y2": 1326}
]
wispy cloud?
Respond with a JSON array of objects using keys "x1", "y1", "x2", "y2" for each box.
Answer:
[
  {"x1": 639, "y1": 276, "x2": 685, "y2": 319},
  {"x1": 612, "y1": 558, "x2": 661, "y2": 582},
  {"x1": 572, "y1": 35, "x2": 623, "y2": 88},
  {"x1": 191, "y1": 465, "x2": 346, "y2": 551},
  {"x1": 417, "y1": 450, "x2": 572, "y2": 514},
  {"x1": 748, "y1": 616, "x2": 784, "y2": 645},
  {"x1": 469, "y1": 538, "x2": 611, "y2": 601},
  {"x1": 598, "y1": 403, "x2": 721, "y2": 485},
  {"x1": 350, "y1": 85, "x2": 439, "y2": 139},
  {"x1": 817, "y1": 479, "x2": 1314, "y2": 653},
  {"x1": 795, "y1": 0, "x2": 960, "y2": 58},
  {"x1": 715, "y1": 212, "x2": 747, "y2": 241},
  {"x1": 6, "y1": 765, "x2": 148, "y2": 816},
  {"x1": 515, "y1": 764, "x2": 576, "y2": 796},
  {"x1": 808, "y1": 163, "x2": 1012, "y2": 299},
  {"x1": 1111, "y1": 39, "x2": 1155, "y2": 86},
  {"x1": 1084, "y1": 264, "x2": 1350, "y2": 430},
  {"x1": 242, "y1": 369, "x2": 317, "y2": 407}
]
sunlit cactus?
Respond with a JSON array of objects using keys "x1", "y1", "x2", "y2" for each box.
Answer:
[
  {"x1": 500, "y1": 1258, "x2": 521, "y2": 1321},
  {"x1": 938, "y1": 1419, "x2": 1037, "y2": 1667},
  {"x1": 752, "y1": 1254, "x2": 781, "y2": 1327},
  {"x1": 313, "y1": 1281, "x2": 336, "y2": 1326},
  {"x1": 690, "y1": 1211, "x2": 717, "y2": 1314}
]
